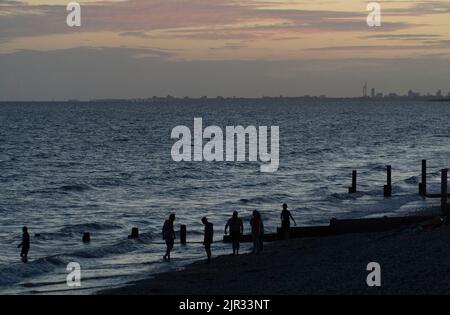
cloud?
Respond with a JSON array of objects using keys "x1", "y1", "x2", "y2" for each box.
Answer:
[
  {"x1": 307, "y1": 45, "x2": 426, "y2": 51},
  {"x1": 307, "y1": 44, "x2": 450, "y2": 51},
  {"x1": 381, "y1": 1, "x2": 450, "y2": 16},
  {"x1": 0, "y1": 0, "x2": 264, "y2": 41},
  {"x1": 0, "y1": 0, "x2": 425, "y2": 43},
  {"x1": 209, "y1": 42, "x2": 247, "y2": 51},
  {"x1": 361, "y1": 34, "x2": 442, "y2": 41}
]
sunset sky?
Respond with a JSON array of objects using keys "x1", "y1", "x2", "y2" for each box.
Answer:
[{"x1": 1, "y1": 0, "x2": 450, "y2": 100}]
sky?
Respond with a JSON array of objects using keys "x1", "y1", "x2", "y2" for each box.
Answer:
[{"x1": 0, "y1": 0, "x2": 449, "y2": 100}]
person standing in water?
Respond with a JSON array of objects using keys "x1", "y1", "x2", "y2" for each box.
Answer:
[
  {"x1": 280, "y1": 203, "x2": 296, "y2": 239},
  {"x1": 224, "y1": 211, "x2": 243, "y2": 255},
  {"x1": 201, "y1": 217, "x2": 214, "y2": 264},
  {"x1": 256, "y1": 211, "x2": 264, "y2": 252},
  {"x1": 162, "y1": 214, "x2": 176, "y2": 261},
  {"x1": 250, "y1": 210, "x2": 262, "y2": 254},
  {"x1": 18, "y1": 226, "x2": 30, "y2": 263}
]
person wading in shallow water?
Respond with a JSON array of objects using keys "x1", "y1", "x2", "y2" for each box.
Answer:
[
  {"x1": 162, "y1": 214, "x2": 176, "y2": 261},
  {"x1": 280, "y1": 203, "x2": 296, "y2": 240},
  {"x1": 250, "y1": 210, "x2": 262, "y2": 254},
  {"x1": 257, "y1": 211, "x2": 264, "y2": 252},
  {"x1": 18, "y1": 226, "x2": 30, "y2": 263},
  {"x1": 201, "y1": 217, "x2": 214, "y2": 264},
  {"x1": 224, "y1": 211, "x2": 243, "y2": 255}
]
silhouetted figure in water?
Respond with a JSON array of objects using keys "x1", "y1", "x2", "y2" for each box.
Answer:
[
  {"x1": 18, "y1": 226, "x2": 30, "y2": 263},
  {"x1": 280, "y1": 203, "x2": 296, "y2": 239},
  {"x1": 250, "y1": 210, "x2": 262, "y2": 254},
  {"x1": 202, "y1": 217, "x2": 214, "y2": 264},
  {"x1": 257, "y1": 211, "x2": 264, "y2": 252},
  {"x1": 224, "y1": 211, "x2": 243, "y2": 255},
  {"x1": 162, "y1": 214, "x2": 176, "y2": 261}
]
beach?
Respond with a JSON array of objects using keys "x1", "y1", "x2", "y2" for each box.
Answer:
[
  {"x1": 101, "y1": 215, "x2": 450, "y2": 295},
  {"x1": 3, "y1": 100, "x2": 449, "y2": 294}
]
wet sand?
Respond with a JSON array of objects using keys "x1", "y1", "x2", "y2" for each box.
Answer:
[{"x1": 100, "y1": 216, "x2": 450, "y2": 295}]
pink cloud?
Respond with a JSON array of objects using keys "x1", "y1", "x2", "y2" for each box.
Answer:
[{"x1": 0, "y1": 0, "x2": 431, "y2": 42}]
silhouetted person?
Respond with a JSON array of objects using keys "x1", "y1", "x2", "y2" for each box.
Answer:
[
  {"x1": 280, "y1": 203, "x2": 296, "y2": 239},
  {"x1": 224, "y1": 211, "x2": 243, "y2": 255},
  {"x1": 250, "y1": 210, "x2": 262, "y2": 254},
  {"x1": 18, "y1": 226, "x2": 30, "y2": 263},
  {"x1": 202, "y1": 217, "x2": 214, "y2": 263},
  {"x1": 162, "y1": 214, "x2": 176, "y2": 261},
  {"x1": 257, "y1": 211, "x2": 264, "y2": 252}
]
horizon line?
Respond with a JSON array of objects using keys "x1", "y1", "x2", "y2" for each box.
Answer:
[{"x1": 1, "y1": 95, "x2": 449, "y2": 103}]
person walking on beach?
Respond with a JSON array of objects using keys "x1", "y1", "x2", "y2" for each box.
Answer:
[
  {"x1": 250, "y1": 210, "x2": 262, "y2": 254},
  {"x1": 18, "y1": 226, "x2": 30, "y2": 263},
  {"x1": 202, "y1": 217, "x2": 214, "y2": 264},
  {"x1": 162, "y1": 214, "x2": 176, "y2": 261},
  {"x1": 224, "y1": 211, "x2": 243, "y2": 255},
  {"x1": 280, "y1": 203, "x2": 296, "y2": 239}
]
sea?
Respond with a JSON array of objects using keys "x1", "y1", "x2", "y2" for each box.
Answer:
[{"x1": 0, "y1": 99, "x2": 449, "y2": 294}]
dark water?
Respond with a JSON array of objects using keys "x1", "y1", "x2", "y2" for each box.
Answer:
[{"x1": 0, "y1": 99, "x2": 449, "y2": 294}]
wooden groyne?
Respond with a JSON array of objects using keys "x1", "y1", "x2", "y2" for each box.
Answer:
[
  {"x1": 222, "y1": 215, "x2": 435, "y2": 243},
  {"x1": 419, "y1": 160, "x2": 450, "y2": 199},
  {"x1": 223, "y1": 159, "x2": 450, "y2": 243},
  {"x1": 79, "y1": 160, "x2": 448, "y2": 245}
]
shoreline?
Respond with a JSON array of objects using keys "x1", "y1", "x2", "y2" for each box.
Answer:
[{"x1": 100, "y1": 209, "x2": 450, "y2": 295}]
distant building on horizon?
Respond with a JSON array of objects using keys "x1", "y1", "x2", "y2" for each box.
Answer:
[
  {"x1": 371, "y1": 88, "x2": 376, "y2": 98},
  {"x1": 408, "y1": 89, "x2": 421, "y2": 98},
  {"x1": 388, "y1": 92, "x2": 398, "y2": 98}
]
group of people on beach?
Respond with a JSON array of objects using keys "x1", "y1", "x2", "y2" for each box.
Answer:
[
  {"x1": 161, "y1": 203, "x2": 297, "y2": 263},
  {"x1": 162, "y1": 214, "x2": 215, "y2": 263},
  {"x1": 18, "y1": 204, "x2": 296, "y2": 264}
]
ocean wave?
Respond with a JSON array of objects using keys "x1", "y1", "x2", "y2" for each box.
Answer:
[
  {"x1": 404, "y1": 176, "x2": 419, "y2": 184},
  {"x1": 32, "y1": 152, "x2": 52, "y2": 159},
  {"x1": 94, "y1": 181, "x2": 122, "y2": 188},
  {"x1": 0, "y1": 232, "x2": 155, "y2": 287},
  {"x1": 33, "y1": 222, "x2": 123, "y2": 239},
  {"x1": 239, "y1": 193, "x2": 290, "y2": 204},
  {"x1": 112, "y1": 137, "x2": 130, "y2": 142},
  {"x1": 59, "y1": 184, "x2": 92, "y2": 192},
  {"x1": 0, "y1": 206, "x2": 12, "y2": 213},
  {"x1": 72, "y1": 242, "x2": 140, "y2": 259},
  {"x1": 53, "y1": 161, "x2": 81, "y2": 168},
  {"x1": 0, "y1": 255, "x2": 69, "y2": 286},
  {"x1": 71, "y1": 232, "x2": 154, "y2": 259},
  {"x1": 431, "y1": 134, "x2": 450, "y2": 138},
  {"x1": 327, "y1": 192, "x2": 364, "y2": 201},
  {"x1": 369, "y1": 164, "x2": 388, "y2": 172},
  {"x1": 59, "y1": 222, "x2": 122, "y2": 234},
  {"x1": 0, "y1": 154, "x2": 11, "y2": 163},
  {"x1": 33, "y1": 231, "x2": 72, "y2": 240}
]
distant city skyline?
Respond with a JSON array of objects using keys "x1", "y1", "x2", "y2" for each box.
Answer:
[
  {"x1": 41, "y1": 87, "x2": 450, "y2": 102},
  {"x1": 4, "y1": 84, "x2": 449, "y2": 102},
  {"x1": 2, "y1": 85, "x2": 450, "y2": 102},
  {"x1": 1, "y1": 0, "x2": 450, "y2": 101},
  {"x1": 360, "y1": 83, "x2": 449, "y2": 100}
]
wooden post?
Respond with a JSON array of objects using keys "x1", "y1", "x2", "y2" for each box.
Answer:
[
  {"x1": 180, "y1": 225, "x2": 187, "y2": 245},
  {"x1": 348, "y1": 170, "x2": 357, "y2": 193},
  {"x1": 441, "y1": 169, "x2": 448, "y2": 215},
  {"x1": 82, "y1": 232, "x2": 91, "y2": 243},
  {"x1": 419, "y1": 160, "x2": 427, "y2": 196},
  {"x1": 128, "y1": 227, "x2": 139, "y2": 239},
  {"x1": 384, "y1": 165, "x2": 392, "y2": 197}
]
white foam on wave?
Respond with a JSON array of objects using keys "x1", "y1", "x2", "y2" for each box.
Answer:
[{"x1": 0, "y1": 255, "x2": 68, "y2": 286}]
